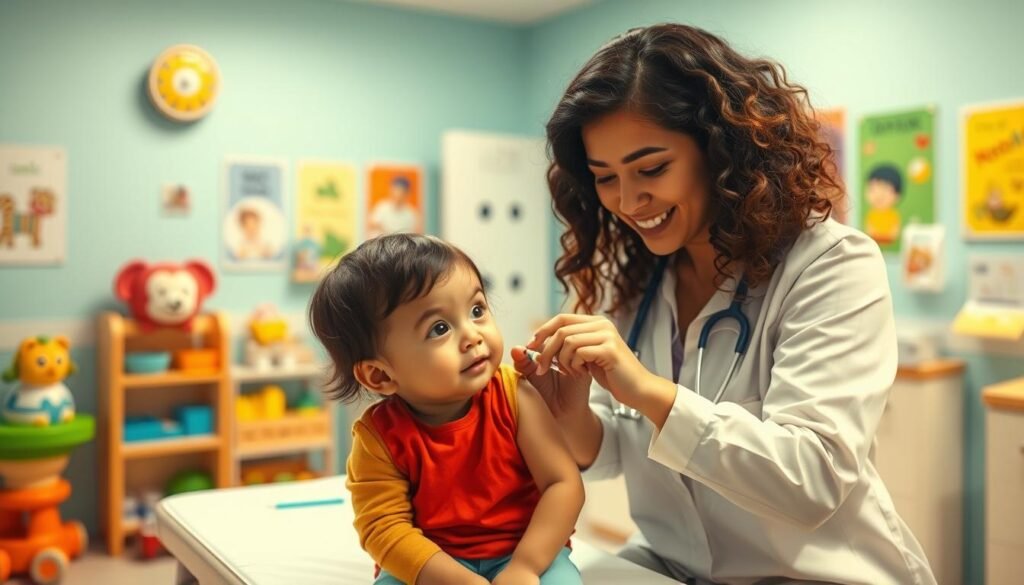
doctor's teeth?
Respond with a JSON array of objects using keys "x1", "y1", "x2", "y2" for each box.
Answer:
[{"x1": 637, "y1": 210, "x2": 670, "y2": 229}]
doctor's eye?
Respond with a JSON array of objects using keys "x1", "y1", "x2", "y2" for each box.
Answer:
[
  {"x1": 594, "y1": 174, "x2": 616, "y2": 185},
  {"x1": 427, "y1": 321, "x2": 451, "y2": 339},
  {"x1": 639, "y1": 163, "x2": 669, "y2": 177}
]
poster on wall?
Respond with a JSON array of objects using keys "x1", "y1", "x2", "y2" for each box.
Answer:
[
  {"x1": 221, "y1": 157, "x2": 288, "y2": 271},
  {"x1": 293, "y1": 160, "x2": 358, "y2": 282},
  {"x1": 0, "y1": 145, "x2": 66, "y2": 265},
  {"x1": 901, "y1": 224, "x2": 945, "y2": 292},
  {"x1": 365, "y1": 163, "x2": 425, "y2": 239},
  {"x1": 858, "y1": 107, "x2": 936, "y2": 253},
  {"x1": 962, "y1": 100, "x2": 1024, "y2": 239},
  {"x1": 816, "y1": 108, "x2": 848, "y2": 223}
]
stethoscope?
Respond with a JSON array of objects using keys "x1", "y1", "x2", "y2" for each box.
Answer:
[{"x1": 613, "y1": 256, "x2": 752, "y2": 419}]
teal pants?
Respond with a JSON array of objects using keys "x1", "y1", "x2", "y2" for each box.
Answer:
[{"x1": 374, "y1": 547, "x2": 580, "y2": 585}]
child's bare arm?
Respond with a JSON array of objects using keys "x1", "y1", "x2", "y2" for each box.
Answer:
[{"x1": 502, "y1": 380, "x2": 585, "y2": 579}]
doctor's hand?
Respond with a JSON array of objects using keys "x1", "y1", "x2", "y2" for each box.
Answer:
[
  {"x1": 510, "y1": 345, "x2": 591, "y2": 421},
  {"x1": 528, "y1": 314, "x2": 663, "y2": 414}
]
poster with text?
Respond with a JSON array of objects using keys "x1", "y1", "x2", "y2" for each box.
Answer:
[
  {"x1": 858, "y1": 108, "x2": 936, "y2": 253},
  {"x1": 0, "y1": 145, "x2": 66, "y2": 265},
  {"x1": 293, "y1": 160, "x2": 357, "y2": 282},
  {"x1": 962, "y1": 100, "x2": 1024, "y2": 239},
  {"x1": 222, "y1": 157, "x2": 288, "y2": 271}
]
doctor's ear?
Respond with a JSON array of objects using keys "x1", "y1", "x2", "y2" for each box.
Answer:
[{"x1": 353, "y1": 360, "x2": 398, "y2": 396}]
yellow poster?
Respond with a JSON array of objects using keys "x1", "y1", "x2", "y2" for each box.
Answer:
[
  {"x1": 293, "y1": 160, "x2": 357, "y2": 282},
  {"x1": 963, "y1": 101, "x2": 1024, "y2": 239}
]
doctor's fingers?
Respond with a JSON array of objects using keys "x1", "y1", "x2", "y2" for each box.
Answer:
[
  {"x1": 533, "y1": 320, "x2": 617, "y2": 374},
  {"x1": 529, "y1": 314, "x2": 609, "y2": 349},
  {"x1": 558, "y1": 332, "x2": 614, "y2": 376}
]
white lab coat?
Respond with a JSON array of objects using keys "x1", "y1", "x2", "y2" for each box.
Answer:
[{"x1": 584, "y1": 218, "x2": 935, "y2": 585}]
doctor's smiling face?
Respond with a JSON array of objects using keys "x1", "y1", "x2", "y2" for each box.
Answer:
[{"x1": 582, "y1": 109, "x2": 713, "y2": 257}]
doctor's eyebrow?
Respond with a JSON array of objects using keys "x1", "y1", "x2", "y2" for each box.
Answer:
[{"x1": 587, "y1": 146, "x2": 668, "y2": 167}]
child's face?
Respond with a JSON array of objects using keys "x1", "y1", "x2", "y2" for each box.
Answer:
[
  {"x1": 378, "y1": 263, "x2": 503, "y2": 412},
  {"x1": 866, "y1": 179, "x2": 899, "y2": 209}
]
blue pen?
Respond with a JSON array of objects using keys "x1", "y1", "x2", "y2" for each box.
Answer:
[{"x1": 274, "y1": 497, "x2": 345, "y2": 510}]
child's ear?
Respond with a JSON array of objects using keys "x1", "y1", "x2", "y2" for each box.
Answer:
[{"x1": 353, "y1": 360, "x2": 398, "y2": 396}]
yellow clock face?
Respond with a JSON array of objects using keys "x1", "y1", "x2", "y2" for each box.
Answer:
[{"x1": 148, "y1": 44, "x2": 220, "y2": 122}]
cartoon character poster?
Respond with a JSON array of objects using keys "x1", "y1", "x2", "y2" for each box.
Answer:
[
  {"x1": 858, "y1": 108, "x2": 936, "y2": 252},
  {"x1": 901, "y1": 224, "x2": 945, "y2": 292},
  {"x1": 962, "y1": 101, "x2": 1024, "y2": 239},
  {"x1": 0, "y1": 145, "x2": 67, "y2": 265},
  {"x1": 817, "y1": 108, "x2": 848, "y2": 223},
  {"x1": 365, "y1": 164, "x2": 424, "y2": 239},
  {"x1": 222, "y1": 157, "x2": 288, "y2": 271},
  {"x1": 293, "y1": 160, "x2": 357, "y2": 282}
]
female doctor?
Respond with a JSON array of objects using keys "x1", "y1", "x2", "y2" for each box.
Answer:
[{"x1": 511, "y1": 24, "x2": 935, "y2": 585}]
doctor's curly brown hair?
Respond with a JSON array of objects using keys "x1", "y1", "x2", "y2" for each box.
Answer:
[{"x1": 546, "y1": 23, "x2": 842, "y2": 316}]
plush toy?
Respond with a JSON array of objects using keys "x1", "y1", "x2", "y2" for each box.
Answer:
[
  {"x1": 114, "y1": 259, "x2": 216, "y2": 331},
  {"x1": 1, "y1": 335, "x2": 77, "y2": 426}
]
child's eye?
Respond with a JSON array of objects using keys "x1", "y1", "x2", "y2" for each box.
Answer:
[
  {"x1": 470, "y1": 304, "x2": 486, "y2": 319},
  {"x1": 427, "y1": 321, "x2": 450, "y2": 339}
]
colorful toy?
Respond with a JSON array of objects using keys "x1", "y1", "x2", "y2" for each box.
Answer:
[
  {"x1": 244, "y1": 304, "x2": 314, "y2": 370},
  {"x1": 1, "y1": 336, "x2": 76, "y2": 427},
  {"x1": 0, "y1": 416, "x2": 94, "y2": 584},
  {"x1": 113, "y1": 259, "x2": 216, "y2": 332},
  {"x1": 236, "y1": 386, "x2": 287, "y2": 422},
  {"x1": 123, "y1": 351, "x2": 171, "y2": 374},
  {"x1": 165, "y1": 470, "x2": 214, "y2": 496}
]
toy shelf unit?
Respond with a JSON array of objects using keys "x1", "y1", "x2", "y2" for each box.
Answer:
[
  {"x1": 230, "y1": 363, "x2": 337, "y2": 486},
  {"x1": 97, "y1": 311, "x2": 232, "y2": 556}
]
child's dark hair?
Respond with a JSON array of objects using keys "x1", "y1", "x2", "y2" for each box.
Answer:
[
  {"x1": 868, "y1": 164, "x2": 903, "y2": 196},
  {"x1": 308, "y1": 234, "x2": 485, "y2": 402}
]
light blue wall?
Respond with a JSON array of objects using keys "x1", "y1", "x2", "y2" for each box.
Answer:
[
  {"x1": 527, "y1": 1, "x2": 1024, "y2": 583},
  {"x1": 0, "y1": 0, "x2": 528, "y2": 537},
  {"x1": 3, "y1": 0, "x2": 1023, "y2": 581}
]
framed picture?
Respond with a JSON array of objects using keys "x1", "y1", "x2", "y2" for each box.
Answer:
[
  {"x1": 0, "y1": 145, "x2": 67, "y2": 265},
  {"x1": 365, "y1": 163, "x2": 425, "y2": 239},
  {"x1": 858, "y1": 107, "x2": 936, "y2": 253},
  {"x1": 901, "y1": 224, "x2": 945, "y2": 292},
  {"x1": 962, "y1": 100, "x2": 1024, "y2": 239},
  {"x1": 161, "y1": 183, "x2": 191, "y2": 216},
  {"x1": 221, "y1": 157, "x2": 288, "y2": 271},
  {"x1": 293, "y1": 160, "x2": 358, "y2": 282},
  {"x1": 816, "y1": 108, "x2": 848, "y2": 224}
]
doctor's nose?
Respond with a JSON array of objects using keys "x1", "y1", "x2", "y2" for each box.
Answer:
[{"x1": 618, "y1": 184, "x2": 652, "y2": 216}]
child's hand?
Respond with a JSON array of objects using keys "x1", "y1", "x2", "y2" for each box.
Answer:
[
  {"x1": 510, "y1": 345, "x2": 591, "y2": 420},
  {"x1": 491, "y1": 562, "x2": 540, "y2": 585}
]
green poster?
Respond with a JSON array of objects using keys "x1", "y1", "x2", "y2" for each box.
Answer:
[{"x1": 858, "y1": 107, "x2": 936, "y2": 253}]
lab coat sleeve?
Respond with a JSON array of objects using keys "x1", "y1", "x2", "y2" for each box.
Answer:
[
  {"x1": 347, "y1": 419, "x2": 441, "y2": 584},
  {"x1": 581, "y1": 377, "x2": 625, "y2": 481},
  {"x1": 647, "y1": 234, "x2": 895, "y2": 529}
]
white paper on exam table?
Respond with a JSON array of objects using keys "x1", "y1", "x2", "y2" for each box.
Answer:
[{"x1": 157, "y1": 476, "x2": 681, "y2": 585}]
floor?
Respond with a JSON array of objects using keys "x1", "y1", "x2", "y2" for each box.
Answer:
[{"x1": 5, "y1": 544, "x2": 177, "y2": 585}]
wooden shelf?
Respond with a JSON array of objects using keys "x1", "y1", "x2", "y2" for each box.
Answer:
[
  {"x1": 231, "y1": 363, "x2": 324, "y2": 384},
  {"x1": 123, "y1": 370, "x2": 223, "y2": 389},
  {"x1": 982, "y1": 377, "x2": 1024, "y2": 411},
  {"x1": 123, "y1": 434, "x2": 222, "y2": 459},
  {"x1": 237, "y1": 438, "x2": 334, "y2": 460},
  {"x1": 98, "y1": 311, "x2": 233, "y2": 556}
]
